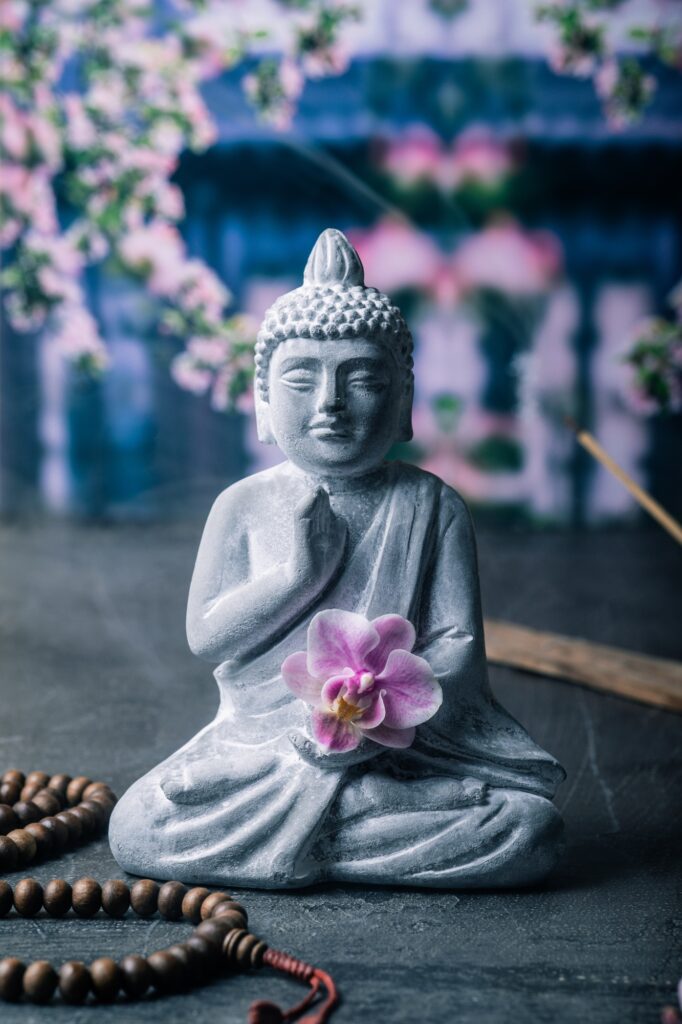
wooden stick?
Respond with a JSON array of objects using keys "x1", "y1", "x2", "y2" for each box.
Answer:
[
  {"x1": 485, "y1": 619, "x2": 682, "y2": 713},
  {"x1": 567, "y1": 419, "x2": 682, "y2": 545}
]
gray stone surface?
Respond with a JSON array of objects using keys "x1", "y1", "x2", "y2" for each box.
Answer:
[{"x1": 0, "y1": 520, "x2": 680, "y2": 1022}]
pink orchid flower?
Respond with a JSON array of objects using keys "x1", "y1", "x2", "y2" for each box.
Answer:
[{"x1": 282, "y1": 609, "x2": 442, "y2": 754}]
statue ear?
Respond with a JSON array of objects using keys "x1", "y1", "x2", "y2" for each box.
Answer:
[
  {"x1": 255, "y1": 390, "x2": 275, "y2": 444},
  {"x1": 397, "y1": 377, "x2": 414, "y2": 442}
]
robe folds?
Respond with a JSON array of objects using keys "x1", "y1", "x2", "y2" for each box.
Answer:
[{"x1": 109, "y1": 462, "x2": 565, "y2": 889}]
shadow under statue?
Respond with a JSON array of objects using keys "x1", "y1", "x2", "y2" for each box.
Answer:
[{"x1": 110, "y1": 229, "x2": 565, "y2": 888}]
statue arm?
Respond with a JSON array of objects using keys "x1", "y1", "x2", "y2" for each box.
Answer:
[
  {"x1": 415, "y1": 493, "x2": 487, "y2": 693},
  {"x1": 186, "y1": 487, "x2": 326, "y2": 664},
  {"x1": 414, "y1": 486, "x2": 565, "y2": 795}
]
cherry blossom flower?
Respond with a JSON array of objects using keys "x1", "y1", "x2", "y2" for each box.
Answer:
[
  {"x1": 282, "y1": 609, "x2": 442, "y2": 754},
  {"x1": 0, "y1": 0, "x2": 361, "y2": 391},
  {"x1": 595, "y1": 58, "x2": 657, "y2": 130},
  {"x1": 63, "y1": 94, "x2": 97, "y2": 150},
  {"x1": 623, "y1": 317, "x2": 682, "y2": 415},
  {"x1": 170, "y1": 354, "x2": 212, "y2": 396},
  {"x1": 119, "y1": 221, "x2": 185, "y2": 282},
  {"x1": 50, "y1": 303, "x2": 110, "y2": 374},
  {"x1": 0, "y1": 95, "x2": 30, "y2": 160}
]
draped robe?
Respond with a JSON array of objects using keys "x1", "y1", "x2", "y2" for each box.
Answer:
[{"x1": 109, "y1": 462, "x2": 565, "y2": 889}]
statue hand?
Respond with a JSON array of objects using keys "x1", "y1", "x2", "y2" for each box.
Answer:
[
  {"x1": 287, "y1": 487, "x2": 347, "y2": 588},
  {"x1": 288, "y1": 730, "x2": 381, "y2": 770}
]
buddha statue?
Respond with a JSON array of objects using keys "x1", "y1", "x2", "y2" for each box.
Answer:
[{"x1": 109, "y1": 228, "x2": 565, "y2": 888}]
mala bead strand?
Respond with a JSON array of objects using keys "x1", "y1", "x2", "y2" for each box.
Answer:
[
  {"x1": 0, "y1": 805, "x2": 19, "y2": 833},
  {"x1": 198, "y1": 889, "x2": 230, "y2": 919},
  {"x1": 0, "y1": 769, "x2": 114, "y2": 873},
  {"x1": 44, "y1": 879, "x2": 72, "y2": 917},
  {"x1": 102, "y1": 878, "x2": 130, "y2": 918},
  {"x1": 90, "y1": 957, "x2": 121, "y2": 1002},
  {"x1": 130, "y1": 878, "x2": 159, "y2": 917},
  {"x1": 23, "y1": 961, "x2": 58, "y2": 1004},
  {"x1": 72, "y1": 877, "x2": 101, "y2": 917},
  {"x1": 0, "y1": 881, "x2": 13, "y2": 917},
  {"x1": 0, "y1": 957, "x2": 25, "y2": 1001},
  {"x1": 157, "y1": 880, "x2": 187, "y2": 920},
  {"x1": 58, "y1": 961, "x2": 91, "y2": 1005},
  {"x1": 0, "y1": 836, "x2": 19, "y2": 872},
  {"x1": 13, "y1": 878, "x2": 43, "y2": 917},
  {"x1": 24, "y1": 822, "x2": 53, "y2": 861},
  {"x1": 0, "y1": 770, "x2": 340, "y2": 1020},
  {"x1": 181, "y1": 885, "x2": 210, "y2": 923},
  {"x1": 118, "y1": 954, "x2": 153, "y2": 998},
  {"x1": 47, "y1": 774, "x2": 71, "y2": 800}
]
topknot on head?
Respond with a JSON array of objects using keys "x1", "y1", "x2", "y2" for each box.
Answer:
[
  {"x1": 254, "y1": 227, "x2": 413, "y2": 411},
  {"x1": 303, "y1": 228, "x2": 365, "y2": 288}
]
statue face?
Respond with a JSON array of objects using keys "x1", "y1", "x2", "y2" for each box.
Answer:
[{"x1": 267, "y1": 337, "x2": 404, "y2": 477}]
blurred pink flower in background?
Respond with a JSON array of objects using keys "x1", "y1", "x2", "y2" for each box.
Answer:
[
  {"x1": 594, "y1": 58, "x2": 657, "y2": 130},
  {"x1": 380, "y1": 127, "x2": 515, "y2": 193},
  {"x1": 63, "y1": 94, "x2": 97, "y2": 149},
  {"x1": 454, "y1": 220, "x2": 562, "y2": 296},
  {"x1": 349, "y1": 217, "x2": 561, "y2": 307},
  {"x1": 447, "y1": 129, "x2": 516, "y2": 189},
  {"x1": 175, "y1": 262, "x2": 231, "y2": 324},
  {"x1": 119, "y1": 222, "x2": 185, "y2": 290},
  {"x1": 0, "y1": 165, "x2": 57, "y2": 234},
  {"x1": 1, "y1": 0, "x2": 358, "y2": 405},
  {"x1": 186, "y1": 337, "x2": 228, "y2": 369},
  {"x1": 350, "y1": 219, "x2": 444, "y2": 294},
  {"x1": 302, "y1": 43, "x2": 350, "y2": 79},
  {"x1": 548, "y1": 42, "x2": 598, "y2": 79},
  {"x1": 25, "y1": 231, "x2": 84, "y2": 277},
  {"x1": 170, "y1": 314, "x2": 259, "y2": 412},
  {"x1": 170, "y1": 356, "x2": 213, "y2": 396},
  {"x1": 0, "y1": 95, "x2": 29, "y2": 160},
  {"x1": 381, "y1": 129, "x2": 443, "y2": 187},
  {"x1": 0, "y1": 1, "x2": 26, "y2": 32},
  {"x1": 50, "y1": 305, "x2": 109, "y2": 374}
]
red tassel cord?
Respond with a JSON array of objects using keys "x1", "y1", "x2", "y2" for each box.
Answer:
[{"x1": 248, "y1": 948, "x2": 339, "y2": 1024}]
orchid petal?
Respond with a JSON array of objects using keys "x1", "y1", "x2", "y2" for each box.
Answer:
[
  {"x1": 365, "y1": 614, "x2": 416, "y2": 673},
  {"x1": 364, "y1": 723, "x2": 417, "y2": 749},
  {"x1": 356, "y1": 689, "x2": 386, "y2": 730},
  {"x1": 307, "y1": 609, "x2": 380, "y2": 677},
  {"x1": 281, "y1": 651, "x2": 323, "y2": 706},
  {"x1": 320, "y1": 674, "x2": 352, "y2": 708},
  {"x1": 311, "y1": 710, "x2": 361, "y2": 753},
  {"x1": 376, "y1": 649, "x2": 443, "y2": 728}
]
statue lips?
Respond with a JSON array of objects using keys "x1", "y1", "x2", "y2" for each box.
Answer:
[{"x1": 307, "y1": 418, "x2": 350, "y2": 440}]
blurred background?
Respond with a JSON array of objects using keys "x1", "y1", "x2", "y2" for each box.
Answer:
[{"x1": 2, "y1": 0, "x2": 681, "y2": 528}]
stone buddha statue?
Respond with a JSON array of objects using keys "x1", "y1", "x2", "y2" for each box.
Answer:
[{"x1": 109, "y1": 228, "x2": 565, "y2": 888}]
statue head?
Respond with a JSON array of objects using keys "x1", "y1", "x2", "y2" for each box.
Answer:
[{"x1": 254, "y1": 228, "x2": 414, "y2": 478}]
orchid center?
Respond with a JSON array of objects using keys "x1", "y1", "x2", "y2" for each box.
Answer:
[
  {"x1": 331, "y1": 694, "x2": 365, "y2": 722},
  {"x1": 358, "y1": 671, "x2": 374, "y2": 693}
]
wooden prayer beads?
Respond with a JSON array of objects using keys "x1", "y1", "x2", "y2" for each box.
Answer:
[
  {"x1": 0, "y1": 768, "x2": 339, "y2": 1022},
  {"x1": 0, "y1": 768, "x2": 114, "y2": 872},
  {"x1": 0, "y1": 870, "x2": 251, "y2": 1004}
]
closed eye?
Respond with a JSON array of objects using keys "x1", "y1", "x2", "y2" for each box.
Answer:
[
  {"x1": 280, "y1": 372, "x2": 317, "y2": 390},
  {"x1": 347, "y1": 373, "x2": 388, "y2": 390}
]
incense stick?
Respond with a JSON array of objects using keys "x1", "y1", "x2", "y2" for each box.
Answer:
[
  {"x1": 566, "y1": 418, "x2": 682, "y2": 545},
  {"x1": 485, "y1": 619, "x2": 682, "y2": 713}
]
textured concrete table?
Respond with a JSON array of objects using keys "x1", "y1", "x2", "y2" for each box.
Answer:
[{"x1": 0, "y1": 519, "x2": 680, "y2": 1023}]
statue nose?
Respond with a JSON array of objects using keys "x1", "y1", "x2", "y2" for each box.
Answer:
[{"x1": 317, "y1": 386, "x2": 343, "y2": 413}]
